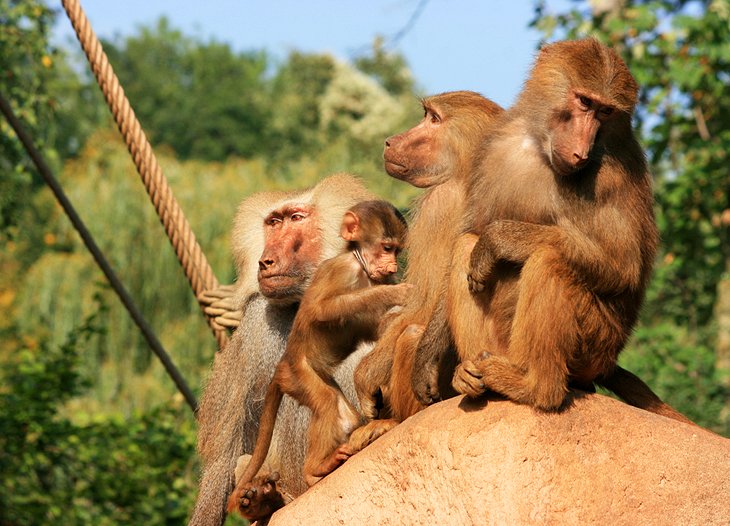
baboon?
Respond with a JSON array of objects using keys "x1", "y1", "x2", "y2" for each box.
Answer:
[
  {"x1": 189, "y1": 174, "x2": 377, "y2": 526},
  {"x1": 411, "y1": 39, "x2": 693, "y2": 425},
  {"x1": 351, "y1": 92, "x2": 504, "y2": 442},
  {"x1": 228, "y1": 201, "x2": 409, "y2": 521}
]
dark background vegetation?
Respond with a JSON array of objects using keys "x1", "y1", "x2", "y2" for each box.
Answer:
[{"x1": 1, "y1": 0, "x2": 728, "y2": 523}]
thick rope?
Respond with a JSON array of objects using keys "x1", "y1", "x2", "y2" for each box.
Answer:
[
  {"x1": 0, "y1": 91, "x2": 198, "y2": 412},
  {"x1": 61, "y1": 0, "x2": 228, "y2": 350}
]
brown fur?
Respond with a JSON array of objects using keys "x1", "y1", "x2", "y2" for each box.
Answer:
[
  {"x1": 438, "y1": 39, "x2": 692, "y2": 423},
  {"x1": 352, "y1": 92, "x2": 505, "y2": 435},
  {"x1": 189, "y1": 174, "x2": 377, "y2": 526},
  {"x1": 227, "y1": 202, "x2": 409, "y2": 521}
]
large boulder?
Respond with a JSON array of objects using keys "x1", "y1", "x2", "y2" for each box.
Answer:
[{"x1": 268, "y1": 393, "x2": 730, "y2": 525}]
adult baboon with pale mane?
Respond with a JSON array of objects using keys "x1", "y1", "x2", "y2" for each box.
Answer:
[{"x1": 189, "y1": 173, "x2": 377, "y2": 526}]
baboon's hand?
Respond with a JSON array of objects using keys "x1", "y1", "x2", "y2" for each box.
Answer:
[
  {"x1": 198, "y1": 285, "x2": 242, "y2": 329},
  {"x1": 452, "y1": 359, "x2": 488, "y2": 397},
  {"x1": 467, "y1": 249, "x2": 495, "y2": 293}
]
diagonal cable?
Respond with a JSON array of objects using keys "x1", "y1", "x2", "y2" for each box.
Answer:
[{"x1": 0, "y1": 91, "x2": 198, "y2": 413}]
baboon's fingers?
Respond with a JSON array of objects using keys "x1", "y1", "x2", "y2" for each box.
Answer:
[
  {"x1": 197, "y1": 284, "x2": 236, "y2": 303},
  {"x1": 359, "y1": 394, "x2": 379, "y2": 420},
  {"x1": 452, "y1": 360, "x2": 487, "y2": 397},
  {"x1": 467, "y1": 272, "x2": 486, "y2": 293},
  {"x1": 215, "y1": 311, "x2": 242, "y2": 329}
]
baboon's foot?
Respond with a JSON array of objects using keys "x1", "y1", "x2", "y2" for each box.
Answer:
[
  {"x1": 227, "y1": 472, "x2": 286, "y2": 521},
  {"x1": 347, "y1": 419, "x2": 398, "y2": 453}
]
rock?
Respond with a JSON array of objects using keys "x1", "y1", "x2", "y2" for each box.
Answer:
[{"x1": 268, "y1": 393, "x2": 730, "y2": 525}]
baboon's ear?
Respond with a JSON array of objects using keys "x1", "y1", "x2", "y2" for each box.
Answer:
[{"x1": 340, "y1": 211, "x2": 360, "y2": 241}]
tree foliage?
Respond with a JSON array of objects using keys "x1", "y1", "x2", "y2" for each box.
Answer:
[
  {"x1": 103, "y1": 18, "x2": 271, "y2": 162},
  {"x1": 0, "y1": 0, "x2": 55, "y2": 238},
  {"x1": 354, "y1": 36, "x2": 416, "y2": 96},
  {"x1": 101, "y1": 24, "x2": 422, "y2": 167},
  {"x1": 619, "y1": 324, "x2": 730, "y2": 434},
  {"x1": 0, "y1": 304, "x2": 198, "y2": 525}
]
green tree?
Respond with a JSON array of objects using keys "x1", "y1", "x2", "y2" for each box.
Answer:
[
  {"x1": 102, "y1": 18, "x2": 188, "y2": 154},
  {"x1": 320, "y1": 62, "x2": 407, "y2": 156},
  {"x1": 0, "y1": 0, "x2": 56, "y2": 238},
  {"x1": 267, "y1": 51, "x2": 338, "y2": 160},
  {"x1": 0, "y1": 305, "x2": 198, "y2": 525},
  {"x1": 619, "y1": 323, "x2": 730, "y2": 434},
  {"x1": 265, "y1": 48, "x2": 421, "y2": 198},
  {"x1": 0, "y1": 0, "x2": 109, "y2": 282},
  {"x1": 103, "y1": 17, "x2": 270, "y2": 161},
  {"x1": 47, "y1": 53, "x2": 109, "y2": 161},
  {"x1": 179, "y1": 41, "x2": 270, "y2": 160},
  {"x1": 354, "y1": 37, "x2": 417, "y2": 96},
  {"x1": 83, "y1": 17, "x2": 423, "y2": 175}
]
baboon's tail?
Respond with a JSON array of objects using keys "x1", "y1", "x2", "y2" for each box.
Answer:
[{"x1": 596, "y1": 365, "x2": 696, "y2": 426}]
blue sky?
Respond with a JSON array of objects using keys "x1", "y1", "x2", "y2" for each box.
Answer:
[{"x1": 53, "y1": 1, "x2": 573, "y2": 108}]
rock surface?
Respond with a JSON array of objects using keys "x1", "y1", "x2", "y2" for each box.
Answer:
[{"x1": 268, "y1": 393, "x2": 730, "y2": 525}]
